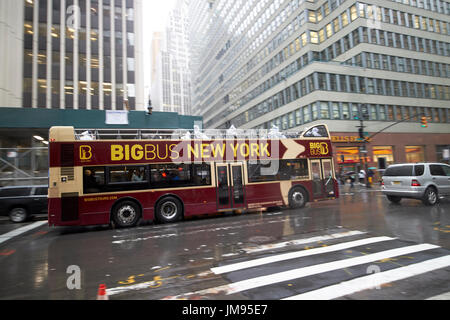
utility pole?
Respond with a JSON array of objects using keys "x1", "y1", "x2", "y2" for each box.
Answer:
[{"x1": 355, "y1": 104, "x2": 369, "y2": 188}]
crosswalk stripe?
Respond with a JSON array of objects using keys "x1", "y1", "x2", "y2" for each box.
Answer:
[
  {"x1": 212, "y1": 236, "x2": 395, "y2": 275},
  {"x1": 0, "y1": 221, "x2": 47, "y2": 245},
  {"x1": 426, "y1": 291, "x2": 450, "y2": 300},
  {"x1": 189, "y1": 243, "x2": 439, "y2": 296},
  {"x1": 284, "y1": 255, "x2": 450, "y2": 300},
  {"x1": 244, "y1": 230, "x2": 366, "y2": 254}
]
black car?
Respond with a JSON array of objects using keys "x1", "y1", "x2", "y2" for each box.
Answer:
[{"x1": 0, "y1": 185, "x2": 48, "y2": 223}]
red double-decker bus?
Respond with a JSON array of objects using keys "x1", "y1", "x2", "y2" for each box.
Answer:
[{"x1": 48, "y1": 124, "x2": 338, "y2": 228}]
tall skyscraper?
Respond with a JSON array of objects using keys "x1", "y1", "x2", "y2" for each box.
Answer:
[
  {"x1": 188, "y1": 0, "x2": 450, "y2": 168},
  {"x1": 0, "y1": 0, "x2": 145, "y2": 110},
  {"x1": 150, "y1": 0, "x2": 192, "y2": 115}
]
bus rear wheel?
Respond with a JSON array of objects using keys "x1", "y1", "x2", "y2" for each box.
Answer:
[
  {"x1": 112, "y1": 200, "x2": 141, "y2": 228},
  {"x1": 156, "y1": 197, "x2": 182, "y2": 223}
]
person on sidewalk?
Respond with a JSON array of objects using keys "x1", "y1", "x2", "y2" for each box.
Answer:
[
  {"x1": 367, "y1": 169, "x2": 374, "y2": 188},
  {"x1": 358, "y1": 170, "x2": 366, "y2": 185}
]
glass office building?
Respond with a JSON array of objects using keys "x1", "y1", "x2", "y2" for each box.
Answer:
[
  {"x1": 188, "y1": 0, "x2": 450, "y2": 169},
  {"x1": 151, "y1": 0, "x2": 192, "y2": 115},
  {"x1": 16, "y1": 0, "x2": 145, "y2": 110}
]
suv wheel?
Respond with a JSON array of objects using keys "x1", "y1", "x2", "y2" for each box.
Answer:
[
  {"x1": 422, "y1": 187, "x2": 438, "y2": 206},
  {"x1": 386, "y1": 195, "x2": 402, "y2": 204},
  {"x1": 9, "y1": 207, "x2": 29, "y2": 223}
]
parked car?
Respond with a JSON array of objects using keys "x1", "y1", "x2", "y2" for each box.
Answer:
[
  {"x1": 382, "y1": 163, "x2": 450, "y2": 205},
  {"x1": 0, "y1": 185, "x2": 48, "y2": 222}
]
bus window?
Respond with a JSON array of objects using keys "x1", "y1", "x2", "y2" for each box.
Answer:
[
  {"x1": 247, "y1": 161, "x2": 277, "y2": 183},
  {"x1": 150, "y1": 164, "x2": 192, "y2": 188},
  {"x1": 83, "y1": 167, "x2": 106, "y2": 194},
  {"x1": 108, "y1": 166, "x2": 147, "y2": 183},
  {"x1": 193, "y1": 163, "x2": 211, "y2": 185},
  {"x1": 279, "y1": 159, "x2": 309, "y2": 180},
  {"x1": 248, "y1": 159, "x2": 309, "y2": 182}
]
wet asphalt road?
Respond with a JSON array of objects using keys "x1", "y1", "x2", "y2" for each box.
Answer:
[{"x1": 0, "y1": 185, "x2": 449, "y2": 300}]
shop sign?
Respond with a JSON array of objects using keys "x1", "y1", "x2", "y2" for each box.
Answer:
[{"x1": 331, "y1": 136, "x2": 371, "y2": 143}]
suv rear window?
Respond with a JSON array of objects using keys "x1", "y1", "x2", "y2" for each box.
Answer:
[
  {"x1": 384, "y1": 165, "x2": 413, "y2": 176},
  {"x1": 35, "y1": 187, "x2": 48, "y2": 195},
  {"x1": 0, "y1": 187, "x2": 32, "y2": 197},
  {"x1": 430, "y1": 165, "x2": 445, "y2": 176},
  {"x1": 414, "y1": 165, "x2": 425, "y2": 176}
]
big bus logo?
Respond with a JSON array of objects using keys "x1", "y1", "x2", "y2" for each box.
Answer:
[
  {"x1": 309, "y1": 142, "x2": 329, "y2": 156},
  {"x1": 80, "y1": 145, "x2": 93, "y2": 161}
]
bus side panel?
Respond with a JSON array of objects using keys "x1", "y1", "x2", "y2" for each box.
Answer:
[
  {"x1": 245, "y1": 182, "x2": 284, "y2": 208},
  {"x1": 160, "y1": 187, "x2": 217, "y2": 217},
  {"x1": 292, "y1": 181, "x2": 314, "y2": 201}
]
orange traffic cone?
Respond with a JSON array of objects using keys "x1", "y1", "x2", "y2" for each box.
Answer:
[{"x1": 97, "y1": 284, "x2": 109, "y2": 300}]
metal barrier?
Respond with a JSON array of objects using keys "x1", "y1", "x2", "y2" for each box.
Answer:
[{"x1": 0, "y1": 147, "x2": 48, "y2": 187}]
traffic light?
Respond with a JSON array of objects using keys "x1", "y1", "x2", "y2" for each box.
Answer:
[{"x1": 421, "y1": 116, "x2": 428, "y2": 128}]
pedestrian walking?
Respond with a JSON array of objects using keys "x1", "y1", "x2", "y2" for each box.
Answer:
[
  {"x1": 367, "y1": 169, "x2": 374, "y2": 188},
  {"x1": 358, "y1": 170, "x2": 366, "y2": 184},
  {"x1": 350, "y1": 173, "x2": 355, "y2": 188}
]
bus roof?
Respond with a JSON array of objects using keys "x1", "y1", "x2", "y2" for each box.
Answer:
[{"x1": 49, "y1": 124, "x2": 330, "y2": 141}]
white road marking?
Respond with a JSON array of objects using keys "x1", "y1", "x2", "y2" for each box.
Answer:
[
  {"x1": 0, "y1": 221, "x2": 47, "y2": 245},
  {"x1": 177, "y1": 243, "x2": 439, "y2": 297},
  {"x1": 212, "y1": 236, "x2": 395, "y2": 274},
  {"x1": 243, "y1": 230, "x2": 366, "y2": 254},
  {"x1": 284, "y1": 255, "x2": 450, "y2": 300},
  {"x1": 426, "y1": 291, "x2": 450, "y2": 300}
]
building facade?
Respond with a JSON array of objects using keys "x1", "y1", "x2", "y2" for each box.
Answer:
[
  {"x1": 151, "y1": 0, "x2": 192, "y2": 115},
  {"x1": 0, "y1": 0, "x2": 145, "y2": 111},
  {"x1": 188, "y1": 0, "x2": 450, "y2": 172}
]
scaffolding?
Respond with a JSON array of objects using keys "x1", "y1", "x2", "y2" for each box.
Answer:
[{"x1": 0, "y1": 147, "x2": 48, "y2": 187}]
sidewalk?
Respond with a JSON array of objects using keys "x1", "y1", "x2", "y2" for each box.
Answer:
[{"x1": 338, "y1": 182, "x2": 382, "y2": 193}]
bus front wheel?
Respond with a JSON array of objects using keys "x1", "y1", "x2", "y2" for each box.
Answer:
[
  {"x1": 112, "y1": 200, "x2": 141, "y2": 228},
  {"x1": 156, "y1": 197, "x2": 182, "y2": 223},
  {"x1": 288, "y1": 187, "x2": 307, "y2": 209}
]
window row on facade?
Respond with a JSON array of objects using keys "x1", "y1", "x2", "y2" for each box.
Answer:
[
  {"x1": 195, "y1": 0, "x2": 306, "y2": 108},
  {"x1": 211, "y1": 71, "x2": 450, "y2": 128},
  {"x1": 345, "y1": 52, "x2": 449, "y2": 78},
  {"x1": 309, "y1": 0, "x2": 449, "y2": 25},
  {"x1": 386, "y1": 0, "x2": 450, "y2": 15},
  {"x1": 195, "y1": 0, "x2": 449, "y2": 113},
  {"x1": 260, "y1": 103, "x2": 450, "y2": 131},
  {"x1": 198, "y1": 10, "x2": 449, "y2": 120},
  {"x1": 204, "y1": 24, "x2": 450, "y2": 127},
  {"x1": 309, "y1": 2, "x2": 449, "y2": 45}
]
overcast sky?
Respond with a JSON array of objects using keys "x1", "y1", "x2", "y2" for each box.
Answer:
[{"x1": 142, "y1": 0, "x2": 177, "y2": 97}]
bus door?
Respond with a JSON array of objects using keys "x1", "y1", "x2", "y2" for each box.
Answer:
[
  {"x1": 321, "y1": 159, "x2": 335, "y2": 198},
  {"x1": 310, "y1": 160, "x2": 323, "y2": 199},
  {"x1": 311, "y1": 159, "x2": 335, "y2": 199},
  {"x1": 215, "y1": 163, "x2": 245, "y2": 210}
]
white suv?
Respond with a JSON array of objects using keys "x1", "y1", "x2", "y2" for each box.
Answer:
[{"x1": 382, "y1": 163, "x2": 450, "y2": 205}]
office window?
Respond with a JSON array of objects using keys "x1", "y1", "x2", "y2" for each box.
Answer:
[
  {"x1": 350, "y1": 5, "x2": 357, "y2": 21},
  {"x1": 341, "y1": 10, "x2": 349, "y2": 27},
  {"x1": 312, "y1": 103, "x2": 319, "y2": 120},
  {"x1": 303, "y1": 105, "x2": 311, "y2": 123},
  {"x1": 332, "y1": 102, "x2": 340, "y2": 119},
  {"x1": 379, "y1": 105, "x2": 387, "y2": 120},
  {"x1": 296, "y1": 109, "x2": 302, "y2": 125},
  {"x1": 342, "y1": 103, "x2": 350, "y2": 120},
  {"x1": 370, "y1": 105, "x2": 378, "y2": 120},
  {"x1": 320, "y1": 102, "x2": 330, "y2": 119},
  {"x1": 351, "y1": 104, "x2": 359, "y2": 119},
  {"x1": 387, "y1": 105, "x2": 394, "y2": 120}
]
